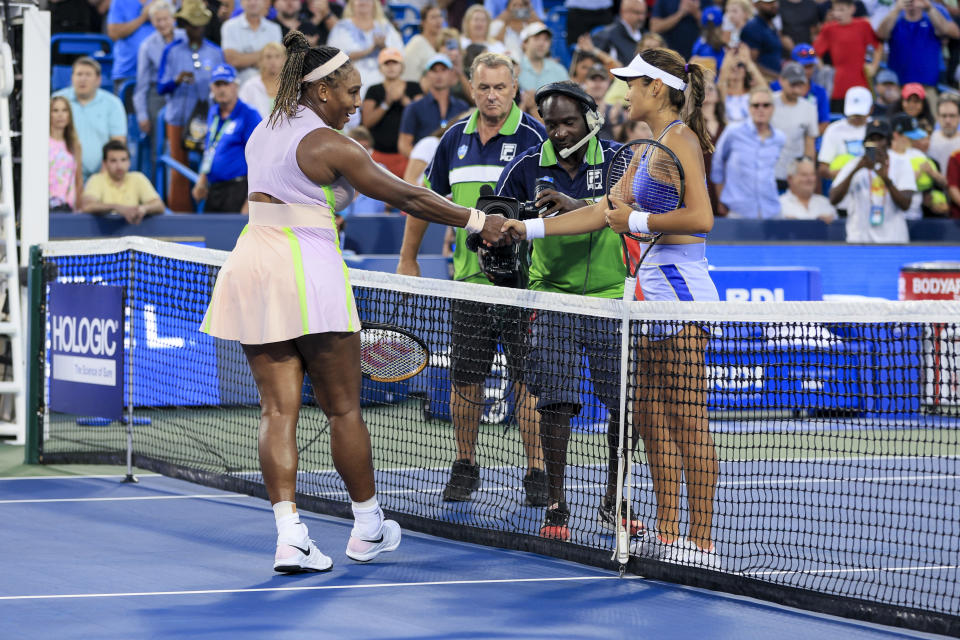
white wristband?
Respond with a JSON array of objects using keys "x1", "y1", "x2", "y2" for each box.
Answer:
[
  {"x1": 524, "y1": 218, "x2": 545, "y2": 239},
  {"x1": 465, "y1": 208, "x2": 486, "y2": 234},
  {"x1": 628, "y1": 210, "x2": 651, "y2": 235}
]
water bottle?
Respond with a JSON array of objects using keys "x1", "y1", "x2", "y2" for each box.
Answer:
[
  {"x1": 535, "y1": 176, "x2": 555, "y2": 216},
  {"x1": 865, "y1": 45, "x2": 875, "y2": 64}
]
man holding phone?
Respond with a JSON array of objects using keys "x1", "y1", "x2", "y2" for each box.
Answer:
[{"x1": 829, "y1": 118, "x2": 916, "y2": 243}]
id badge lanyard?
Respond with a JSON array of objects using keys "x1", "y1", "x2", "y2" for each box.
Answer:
[{"x1": 200, "y1": 114, "x2": 231, "y2": 176}]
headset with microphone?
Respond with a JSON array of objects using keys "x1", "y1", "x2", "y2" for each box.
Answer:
[{"x1": 534, "y1": 81, "x2": 605, "y2": 159}]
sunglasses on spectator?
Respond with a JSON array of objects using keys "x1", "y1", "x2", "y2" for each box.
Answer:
[{"x1": 750, "y1": 102, "x2": 772, "y2": 108}]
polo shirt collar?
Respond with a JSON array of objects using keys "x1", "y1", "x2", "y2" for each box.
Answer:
[
  {"x1": 539, "y1": 136, "x2": 602, "y2": 167},
  {"x1": 464, "y1": 102, "x2": 522, "y2": 136}
]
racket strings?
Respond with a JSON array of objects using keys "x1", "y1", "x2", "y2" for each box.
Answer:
[{"x1": 360, "y1": 329, "x2": 428, "y2": 382}]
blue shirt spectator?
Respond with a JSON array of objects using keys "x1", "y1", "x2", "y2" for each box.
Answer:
[
  {"x1": 157, "y1": 37, "x2": 225, "y2": 126},
  {"x1": 878, "y1": 2, "x2": 959, "y2": 87},
  {"x1": 650, "y1": 0, "x2": 712, "y2": 58},
  {"x1": 106, "y1": 0, "x2": 157, "y2": 84},
  {"x1": 134, "y1": 6, "x2": 184, "y2": 130},
  {"x1": 399, "y1": 77, "x2": 470, "y2": 148},
  {"x1": 740, "y1": 6, "x2": 782, "y2": 76},
  {"x1": 201, "y1": 97, "x2": 261, "y2": 183},
  {"x1": 53, "y1": 58, "x2": 127, "y2": 180},
  {"x1": 711, "y1": 94, "x2": 786, "y2": 218}
]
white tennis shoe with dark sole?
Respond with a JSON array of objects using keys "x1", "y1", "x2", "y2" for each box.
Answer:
[
  {"x1": 273, "y1": 539, "x2": 334, "y2": 573},
  {"x1": 345, "y1": 519, "x2": 402, "y2": 562}
]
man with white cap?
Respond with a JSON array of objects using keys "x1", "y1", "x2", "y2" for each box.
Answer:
[
  {"x1": 818, "y1": 85, "x2": 873, "y2": 181},
  {"x1": 518, "y1": 22, "x2": 569, "y2": 91}
]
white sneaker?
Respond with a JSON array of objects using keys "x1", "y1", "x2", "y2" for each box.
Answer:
[
  {"x1": 346, "y1": 519, "x2": 402, "y2": 562},
  {"x1": 664, "y1": 537, "x2": 721, "y2": 571},
  {"x1": 630, "y1": 529, "x2": 680, "y2": 559},
  {"x1": 274, "y1": 538, "x2": 334, "y2": 573}
]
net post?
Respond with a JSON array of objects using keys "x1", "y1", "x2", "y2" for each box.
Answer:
[
  {"x1": 121, "y1": 268, "x2": 137, "y2": 484},
  {"x1": 613, "y1": 276, "x2": 637, "y2": 569},
  {"x1": 23, "y1": 245, "x2": 44, "y2": 465}
]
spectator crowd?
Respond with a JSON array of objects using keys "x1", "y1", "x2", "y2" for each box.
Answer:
[{"x1": 49, "y1": 0, "x2": 960, "y2": 241}]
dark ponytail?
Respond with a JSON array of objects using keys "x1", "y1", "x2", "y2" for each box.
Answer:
[
  {"x1": 636, "y1": 48, "x2": 714, "y2": 153},
  {"x1": 268, "y1": 30, "x2": 354, "y2": 127}
]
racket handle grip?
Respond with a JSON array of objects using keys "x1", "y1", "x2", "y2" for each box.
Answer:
[{"x1": 623, "y1": 277, "x2": 637, "y2": 303}]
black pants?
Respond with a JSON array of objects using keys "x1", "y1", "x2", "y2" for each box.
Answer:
[
  {"x1": 205, "y1": 177, "x2": 247, "y2": 213},
  {"x1": 566, "y1": 7, "x2": 615, "y2": 45}
]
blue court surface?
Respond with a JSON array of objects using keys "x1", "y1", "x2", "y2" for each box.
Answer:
[{"x1": 0, "y1": 475, "x2": 950, "y2": 640}]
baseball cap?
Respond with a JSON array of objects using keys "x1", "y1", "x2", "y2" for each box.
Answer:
[
  {"x1": 875, "y1": 68, "x2": 899, "y2": 86},
  {"x1": 791, "y1": 43, "x2": 816, "y2": 65},
  {"x1": 378, "y1": 48, "x2": 403, "y2": 65},
  {"x1": 781, "y1": 61, "x2": 806, "y2": 84},
  {"x1": 520, "y1": 21, "x2": 552, "y2": 42},
  {"x1": 424, "y1": 53, "x2": 453, "y2": 71},
  {"x1": 865, "y1": 117, "x2": 892, "y2": 140},
  {"x1": 210, "y1": 63, "x2": 237, "y2": 84},
  {"x1": 891, "y1": 113, "x2": 926, "y2": 140},
  {"x1": 844, "y1": 85, "x2": 873, "y2": 117},
  {"x1": 701, "y1": 6, "x2": 723, "y2": 25},
  {"x1": 586, "y1": 63, "x2": 608, "y2": 79},
  {"x1": 902, "y1": 82, "x2": 926, "y2": 100}
]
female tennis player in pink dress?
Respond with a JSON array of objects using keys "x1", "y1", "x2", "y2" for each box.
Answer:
[
  {"x1": 502, "y1": 48, "x2": 721, "y2": 570},
  {"x1": 202, "y1": 32, "x2": 506, "y2": 573}
]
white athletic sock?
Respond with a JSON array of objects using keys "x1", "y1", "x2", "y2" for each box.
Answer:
[
  {"x1": 351, "y1": 496, "x2": 384, "y2": 539},
  {"x1": 273, "y1": 501, "x2": 307, "y2": 543}
]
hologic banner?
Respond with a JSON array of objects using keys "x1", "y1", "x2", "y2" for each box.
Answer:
[{"x1": 48, "y1": 283, "x2": 124, "y2": 420}]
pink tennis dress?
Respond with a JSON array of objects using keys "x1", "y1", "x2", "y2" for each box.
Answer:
[{"x1": 201, "y1": 106, "x2": 360, "y2": 344}]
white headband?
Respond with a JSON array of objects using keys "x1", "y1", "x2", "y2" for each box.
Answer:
[
  {"x1": 302, "y1": 51, "x2": 350, "y2": 83},
  {"x1": 610, "y1": 55, "x2": 688, "y2": 91}
]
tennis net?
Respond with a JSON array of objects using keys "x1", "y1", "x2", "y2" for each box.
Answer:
[{"x1": 25, "y1": 237, "x2": 960, "y2": 635}]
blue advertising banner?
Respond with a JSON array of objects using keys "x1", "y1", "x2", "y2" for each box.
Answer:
[{"x1": 49, "y1": 283, "x2": 125, "y2": 419}]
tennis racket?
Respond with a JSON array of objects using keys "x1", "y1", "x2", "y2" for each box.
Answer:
[
  {"x1": 605, "y1": 138, "x2": 686, "y2": 568},
  {"x1": 360, "y1": 322, "x2": 430, "y2": 383}
]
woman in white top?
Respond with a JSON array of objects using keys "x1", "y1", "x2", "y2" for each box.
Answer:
[
  {"x1": 402, "y1": 4, "x2": 446, "y2": 83},
  {"x1": 239, "y1": 41, "x2": 286, "y2": 118},
  {"x1": 490, "y1": 0, "x2": 537, "y2": 61},
  {"x1": 460, "y1": 5, "x2": 507, "y2": 56},
  {"x1": 722, "y1": 0, "x2": 754, "y2": 46},
  {"x1": 327, "y1": 0, "x2": 403, "y2": 95}
]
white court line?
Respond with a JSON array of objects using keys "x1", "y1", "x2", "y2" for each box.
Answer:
[
  {"x1": 0, "y1": 575, "x2": 633, "y2": 601},
  {"x1": 0, "y1": 494, "x2": 251, "y2": 504},
  {"x1": 0, "y1": 474, "x2": 160, "y2": 481},
  {"x1": 744, "y1": 565, "x2": 960, "y2": 577}
]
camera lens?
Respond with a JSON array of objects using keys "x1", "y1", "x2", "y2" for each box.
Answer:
[{"x1": 480, "y1": 201, "x2": 514, "y2": 218}]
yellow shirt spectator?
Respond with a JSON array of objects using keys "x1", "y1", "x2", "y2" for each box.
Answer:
[{"x1": 83, "y1": 171, "x2": 161, "y2": 207}]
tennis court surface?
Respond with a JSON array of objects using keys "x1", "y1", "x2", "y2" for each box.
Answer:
[
  {"x1": 0, "y1": 473, "x2": 951, "y2": 640},
  {"x1": 20, "y1": 237, "x2": 960, "y2": 637}
]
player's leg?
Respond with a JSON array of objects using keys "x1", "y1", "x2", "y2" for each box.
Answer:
[
  {"x1": 635, "y1": 337, "x2": 684, "y2": 542},
  {"x1": 243, "y1": 340, "x2": 332, "y2": 572},
  {"x1": 445, "y1": 300, "x2": 496, "y2": 501},
  {"x1": 297, "y1": 331, "x2": 401, "y2": 562},
  {"x1": 663, "y1": 325, "x2": 717, "y2": 551}
]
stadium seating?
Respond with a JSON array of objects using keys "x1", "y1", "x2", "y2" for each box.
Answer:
[{"x1": 50, "y1": 33, "x2": 114, "y2": 91}]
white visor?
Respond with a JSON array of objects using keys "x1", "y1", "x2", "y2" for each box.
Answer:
[
  {"x1": 303, "y1": 51, "x2": 350, "y2": 83},
  {"x1": 610, "y1": 54, "x2": 688, "y2": 91}
]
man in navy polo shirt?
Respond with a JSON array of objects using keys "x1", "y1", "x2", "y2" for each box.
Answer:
[
  {"x1": 191, "y1": 64, "x2": 262, "y2": 213},
  {"x1": 741, "y1": 0, "x2": 783, "y2": 80},
  {"x1": 397, "y1": 54, "x2": 470, "y2": 157},
  {"x1": 876, "y1": 0, "x2": 959, "y2": 90},
  {"x1": 397, "y1": 52, "x2": 548, "y2": 507},
  {"x1": 495, "y1": 81, "x2": 627, "y2": 542}
]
